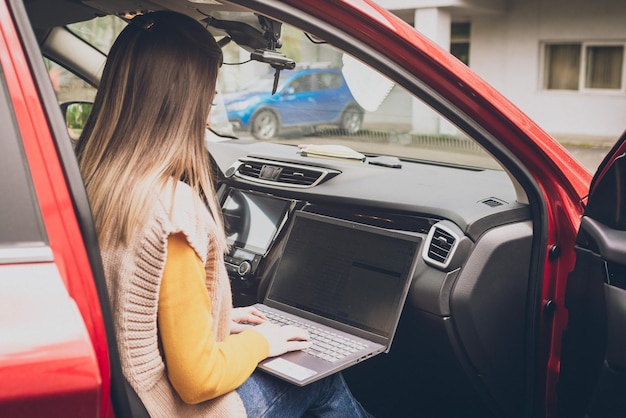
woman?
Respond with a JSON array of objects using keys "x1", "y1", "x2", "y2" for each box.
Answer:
[{"x1": 75, "y1": 10, "x2": 370, "y2": 418}]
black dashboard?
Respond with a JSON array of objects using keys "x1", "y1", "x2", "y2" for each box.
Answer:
[
  {"x1": 211, "y1": 138, "x2": 533, "y2": 417},
  {"x1": 213, "y1": 139, "x2": 530, "y2": 240}
]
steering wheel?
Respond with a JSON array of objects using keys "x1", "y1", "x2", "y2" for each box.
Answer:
[{"x1": 223, "y1": 190, "x2": 251, "y2": 247}]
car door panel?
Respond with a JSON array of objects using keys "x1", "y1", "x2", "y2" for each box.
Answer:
[
  {"x1": 581, "y1": 217, "x2": 626, "y2": 263},
  {"x1": 605, "y1": 284, "x2": 626, "y2": 369},
  {"x1": 559, "y1": 137, "x2": 626, "y2": 418},
  {"x1": 579, "y1": 216, "x2": 626, "y2": 370}
]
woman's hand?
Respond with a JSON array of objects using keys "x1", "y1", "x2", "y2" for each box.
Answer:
[
  {"x1": 253, "y1": 322, "x2": 312, "y2": 357},
  {"x1": 230, "y1": 306, "x2": 268, "y2": 334}
]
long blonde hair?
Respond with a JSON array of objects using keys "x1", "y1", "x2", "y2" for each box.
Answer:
[{"x1": 76, "y1": 11, "x2": 225, "y2": 248}]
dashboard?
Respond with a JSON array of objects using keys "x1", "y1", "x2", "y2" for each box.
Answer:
[{"x1": 211, "y1": 138, "x2": 533, "y2": 417}]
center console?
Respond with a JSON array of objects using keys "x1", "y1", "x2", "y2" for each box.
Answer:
[{"x1": 221, "y1": 188, "x2": 295, "y2": 282}]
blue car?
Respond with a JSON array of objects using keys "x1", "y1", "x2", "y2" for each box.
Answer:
[{"x1": 224, "y1": 68, "x2": 364, "y2": 140}]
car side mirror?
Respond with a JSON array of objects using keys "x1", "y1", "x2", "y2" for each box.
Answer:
[
  {"x1": 60, "y1": 101, "x2": 93, "y2": 142},
  {"x1": 283, "y1": 86, "x2": 295, "y2": 95}
]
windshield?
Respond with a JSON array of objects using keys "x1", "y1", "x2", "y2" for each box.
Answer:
[
  {"x1": 236, "y1": 74, "x2": 289, "y2": 93},
  {"x1": 57, "y1": 15, "x2": 500, "y2": 170},
  {"x1": 219, "y1": 24, "x2": 500, "y2": 170}
]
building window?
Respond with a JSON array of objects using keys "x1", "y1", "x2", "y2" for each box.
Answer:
[
  {"x1": 543, "y1": 42, "x2": 624, "y2": 91},
  {"x1": 451, "y1": 23, "x2": 470, "y2": 66},
  {"x1": 585, "y1": 45, "x2": 624, "y2": 89},
  {"x1": 544, "y1": 44, "x2": 580, "y2": 90}
]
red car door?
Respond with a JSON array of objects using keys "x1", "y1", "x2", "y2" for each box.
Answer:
[{"x1": 557, "y1": 131, "x2": 626, "y2": 418}]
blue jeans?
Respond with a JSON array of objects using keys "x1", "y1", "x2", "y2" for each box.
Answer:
[{"x1": 236, "y1": 371, "x2": 371, "y2": 417}]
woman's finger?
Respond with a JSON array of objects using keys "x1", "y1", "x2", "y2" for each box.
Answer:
[
  {"x1": 286, "y1": 340, "x2": 313, "y2": 352},
  {"x1": 282, "y1": 325, "x2": 310, "y2": 341}
]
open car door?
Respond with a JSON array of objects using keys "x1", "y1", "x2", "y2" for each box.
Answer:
[{"x1": 558, "y1": 131, "x2": 626, "y2": 418}]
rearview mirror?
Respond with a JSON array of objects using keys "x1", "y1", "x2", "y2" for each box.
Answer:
[{"x1": 61, "y1": 101, "x2": 93, "y2": 142}]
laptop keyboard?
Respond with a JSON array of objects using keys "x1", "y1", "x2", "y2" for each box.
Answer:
[{"x1": 258, "y1": 307, "x2": 369, "y2": 363}]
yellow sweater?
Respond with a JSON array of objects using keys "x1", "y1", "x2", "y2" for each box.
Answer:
[{"x1": 158, "y1": 233, "x2": 269, "y2": 404}]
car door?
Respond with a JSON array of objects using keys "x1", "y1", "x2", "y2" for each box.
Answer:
[
  {"x1": 277, "y1": 72, "x2": 316, "y2": 125},
  {"x1": 0, "y1": 2, "x2": 104, "y2": 416},
  {"x1": 283, "y1": 71, "x2": 344, "y2": 125},
  {"x1": 309, "y1": 72, "x2": 350, "y2": 123},
  {"x1": 558, "y1": 131, "x2": 626, "y2": 418}
]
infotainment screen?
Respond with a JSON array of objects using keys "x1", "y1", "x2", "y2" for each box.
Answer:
[{"x1": 222, "y1": 189, "x2": 292, "y2": 255}]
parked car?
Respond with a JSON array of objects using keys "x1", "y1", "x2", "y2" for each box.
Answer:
[
  {"x1": 1, "y1": 0, "x2": 625, "y2": 417},
  {"x1": 223, "y1": 68, "x2": 363, "y2": 140}
]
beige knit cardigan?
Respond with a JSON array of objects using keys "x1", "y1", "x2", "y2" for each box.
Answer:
[{"x1": 101, "y1": 181, "x2": 246, "y2": 417}]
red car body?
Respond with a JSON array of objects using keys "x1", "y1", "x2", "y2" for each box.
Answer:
[
  {"x1": 0, "y1": 3, "x2": 109, "y2": 417},
  {"x1": 1, "y1": 0, "x2": 622, "y2": 417}
]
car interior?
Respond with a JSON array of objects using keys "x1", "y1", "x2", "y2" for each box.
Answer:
[{"x1": 18, "y1": 0, "x2": 547, "y2": 417}]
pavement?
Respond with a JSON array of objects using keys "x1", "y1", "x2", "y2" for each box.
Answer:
[
  {"x1": 561, "y1": 144, "x2": 610, "y2": 173},
  {"x1": 556, "y1": 134, "x2": 618, "y2": 173}
]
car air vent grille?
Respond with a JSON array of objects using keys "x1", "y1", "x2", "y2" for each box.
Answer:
[
  {"x1": 277, "y1": 166, "x2": 323, "y2": 185},
  {"x1": 481, "y1": 198, "x2": 506, "y2": 207},
  {"x1": 237, "y1": 162, "x2": 262, "y2": 178},
  {"x1": 229, "y1": 157, "x2": 340, "y2": 188},
  {"x1": 428, "y1": 228, "x2": 455, "y2": 263},
  {"x1": 423, "y1": 224, "x2": 460, "y2": 269}
]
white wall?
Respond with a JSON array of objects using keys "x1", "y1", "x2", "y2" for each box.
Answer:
[
  {"x1": 470, "y1": 0, "x2": 626, "y2": 140},
  {"x1": 382, "y1": 0, "x2": 626, "y2": 141}
]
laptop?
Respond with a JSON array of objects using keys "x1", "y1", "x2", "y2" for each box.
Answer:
[{"x1": 254, "y1": 210, "x2": 421, "y2": 386}]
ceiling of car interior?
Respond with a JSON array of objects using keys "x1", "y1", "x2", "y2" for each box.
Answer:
[
  {"x1": 26, "y1": 0, "x2": 279, "y2": 57},
  {"x1": 25, "y1": 0, "x2": 253, "y2": 29}
]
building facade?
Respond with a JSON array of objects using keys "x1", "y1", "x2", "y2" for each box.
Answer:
[{"x1": 379, "y1": 0, "x2": 626, "y2": 144}]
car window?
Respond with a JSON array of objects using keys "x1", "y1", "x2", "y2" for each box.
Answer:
[
  {"x1": 291, "y1": 74, "x2": 313, "y2": 92},
  {"x1": 48, "y1": 15, "x2": 235, "y2": 138},
  {"x1": 43, "y1": 17, "x2": 126, "y2": 141},
  {"x1": 45, "y1": 58, "x2": 96, "y2": 103},
  {"x1": 66, "y1": 15, "x2": 127, "y2": 55},
  {"x1": 0, "y1": 67, "x2": 48, "y2": 252},
  {"x1": 220, "y1": 25, "x2": 501, "y2": 170},
  {"x1": 45, "y1": 15, "x2": 501, "y2": 170},
  {"x1": 45, "y1": 16, "x2": 125, "y2": 105},
  {"x1": 44, "y1": 58, "x2": 96, "y2": 142}
]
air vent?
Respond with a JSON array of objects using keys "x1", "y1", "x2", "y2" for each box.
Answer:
[
  {"x1": 422, "y1": 223, "x2": 460, "y2": 269},
  {"x1": 277, "y1": 166, "x2": 323, "y2": 186},
  {"x1": 229, "y1": 157, "x2": 340, "y2": 188},
  {"x1": 480, "y1": 198, "x2": 506, "y2": 207}
]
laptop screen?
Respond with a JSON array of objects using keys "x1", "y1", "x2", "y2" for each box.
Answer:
[{"x1": 265, "y1": 211, "x2": 420, "y2": 338}]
